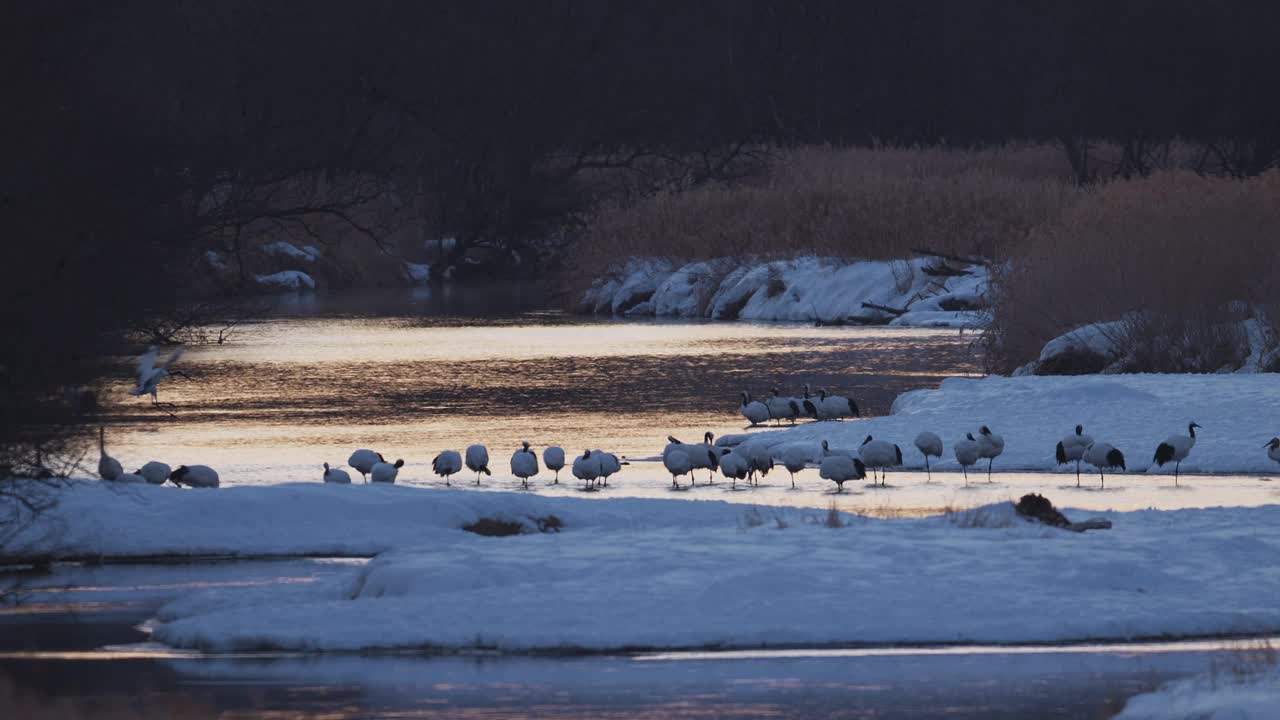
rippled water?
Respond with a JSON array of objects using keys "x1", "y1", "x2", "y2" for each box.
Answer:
[{"x1": 102, "y1": 296, "x2": 979, "y2": 487}]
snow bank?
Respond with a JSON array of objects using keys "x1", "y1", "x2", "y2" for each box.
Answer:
[
  {"x1": 3, "y1": 481, "x2": 754, "y2": 559},
  {"x1": 10, "y1": 482, "x2": 1280, "y2": 652},
  {"x1": 584, "y1": 256, "x2": 987, "y2": 328},
  {"x1": 401, "y1": 261, "x2": 432, "y2": 285},
  {"x1": 262, "y1": 241, "x2": 321, "y2": 262},
  {"x1": 1116, "y1": 664, "x2": 1280, "y2": 719},
  {"x1": 254, "y1": 270, "x2": 315, "y2": 292},
  {"x1": 719, "y1": 373, "x2": 1280, "y2": 475},
  {"x1": 138, "y1": 498, "x2": 1280, "y2": 652}
]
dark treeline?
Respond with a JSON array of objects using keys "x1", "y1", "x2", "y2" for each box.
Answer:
[{"x1": 2, "y1": 0, "x2": 1277, "y2": 463}]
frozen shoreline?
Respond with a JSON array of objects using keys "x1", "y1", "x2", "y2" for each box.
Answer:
[
  {"x1": 719, "y1": 373, "x2": 1280, "y2": 476},
  {"x1": 6, "y1": 483, "x2": 1279, "y2": 653},
  {"x1": 582, "y1": 256, "x2": 988, "y2": 328}
]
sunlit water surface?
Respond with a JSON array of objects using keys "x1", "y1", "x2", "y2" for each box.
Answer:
[
  {"x1": 98, "y1": 292, "x2": 1278, "y2": 513},
  {"x1": 104, "y1": 294, "x2": 980, "y2": 491}
]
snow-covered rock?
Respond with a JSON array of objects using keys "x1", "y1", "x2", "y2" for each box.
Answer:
[
  {"x1": 585, "y1": 256, "x2": 988, "y2": 328},
  {"x1": 401, "y1": 261, "x2": 432, "y2": 285},
  {"x1": 204, "y1": 250, "x2": 230, "y2": 273},
  {"x1": 262, "y1": 241, "x2": 321, "y2": 263},
  {"x1": 255, "y1": 270, "x2": 315, "y2": 292},
  {"x1": 720, "y1": 372, "x2": 1280, "y2": 475}
]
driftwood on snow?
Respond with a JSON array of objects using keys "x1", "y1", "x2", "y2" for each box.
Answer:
[
  {"x1": 911, "y1": 247, "x2": 988, "y2": 266},
  {"x1": 1015, "y1": 493, "x2": 1112, "y2": 532},
  {"x1": 921, "y1": 263, "x2": 972, "y2": 278},
  {"x1": 860, "y1": 301, "x2": 908, "y2": 316}
]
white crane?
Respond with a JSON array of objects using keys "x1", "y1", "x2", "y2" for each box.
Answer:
[
  {"x1": 348, "y1": 449, "x2": 385, "y2": 483},
  {"x1": 572, "y1": 449, "x2": 602, "y2": 490},
  {"x1": 820, "y1": 448, "x2": 866, "y2": 492},
  {"x1": 913, "y1": 432, "x2": 943, "y2": 483},
  {"x1": 432, "y1": 450, "x2": 462, "y2": 485},
  {"x1": 370, "y1": 458, "x2": 404, "y2": 484},
  {"x1": 169, "y1": 464, "x2": 219, "y2": 488},
  {"x1": 595, "y1": 451, "x2": 625, "y2": 487},
  {"x1": 976, "y1": 425, "x2": 1005, "y2": 482},
  {"x1": 1266, "y1": 438, "x2": 1280, "y2": 466},
  {"x1": 1055, "y1": 424, "x2": 1094, "y2": 486},
  {"x1": 953, "y1": 433, "x2": 981, "y2": 486},
  {"x1": 739, "y1": 392, "x2": 770, "y2": 426},
  {"x1": 465, "y1": 444, "x2": 491, "y2": 485},
  {"x1": 719, "y1": 450, "x2": 750, "y2": 488},
  {"x1": 1153, "y1": 422, "x2": 1199, "y2": 485},
  {"x1": 670, "y1": 430, "x2": 721, "y2": 481},
  {"x1": 543, "y1": 446, "x2": 566, "y2": 483},
  {"x1": 511, "y1": 441, "x2": 539, "y2": 488},
  {"x1": 322, "y1": 463, "x2": 352, "y2": 484},
  {"x1": 766, "y1": 388, "x2": 800, "y2": 425},
  {"x1": 819, "y1": 391, "x2": 859, "y2": 421},
  {"x1": 662, "y1": 444, "x2": 694, "y2": 488},
  {"x1": 97, "y1": 427, "x2": 123, "y2": 481},
  {"x1": 858, "y1": 435, "x2": 902, "y2": 486},
  {"x1": 781, "y1": 444, "x2": 811, "y2": 489},
  {"x1": 128, "y1": 346, "x2": 186, "y2": 406},
  {"x1": 1083, "y1": 442, "x2": 1126, "y2": 488},
  {"x1": 742, "y1": 442, "x2": 774, "y2": 486},
  {"x1": 136, "y1": 461, "x2": 171, "y2": 485}
]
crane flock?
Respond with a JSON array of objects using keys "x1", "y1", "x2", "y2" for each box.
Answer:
[{"x1": 77, "y1": 355, "x2": 1270, "y2": 492}]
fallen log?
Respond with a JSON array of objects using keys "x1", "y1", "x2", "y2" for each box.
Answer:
[
  {"x1": 860, "y1": 301, "x2": 908, "y2": 316},
  {"x1": 921, "y1": 263, "x2": 972, "y2": 277},
  {"x1": 1015, "y1": 493, "x2": 1112, "y2": 532},
  {"x1": 911, "y1": 248, "x2": 987, "y2": 266}
]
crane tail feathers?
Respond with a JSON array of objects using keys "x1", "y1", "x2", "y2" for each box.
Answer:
[
  {"x1": 1055, "y1": 441, "x2": 1066, "y2": 465},
  {"x1": 1153, "y1": 442, "x2": 1175, "y2": 466}
]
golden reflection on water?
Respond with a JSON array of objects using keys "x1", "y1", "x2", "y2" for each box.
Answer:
[{"x1": 103, "y1": 318, "x2": 976, "y2": 487}]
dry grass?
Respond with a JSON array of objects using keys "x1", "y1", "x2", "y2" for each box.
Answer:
[
  {"x1": 989, "y1": 170, "x2": 1280, "y2": 372},
  {"x1": 575, "y1": 144, "x2": 1081, "y2": 273}
]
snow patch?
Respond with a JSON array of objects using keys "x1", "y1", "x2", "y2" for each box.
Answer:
[
  {"x1": 254, "y1": 270, "x2": 315, "y2": 292},
  {"x1": 401, "y1": 261, "x2": 432, "y2": 285},
  {"x1": 262, "y1": 241, "x2": 321, "y2": 263},
  {"x1": 1116, "y1": 664, "x2": 1280, "y2": 720}
]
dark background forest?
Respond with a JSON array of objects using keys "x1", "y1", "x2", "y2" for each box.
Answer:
[{"x1": 3, "y1": 0, "x2": 1278, "y2": 462}]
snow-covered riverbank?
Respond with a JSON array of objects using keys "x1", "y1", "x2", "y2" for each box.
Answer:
[
  {"x1": 582, "y1": 256, "x2": 988, "y2": 327},
  {"x1": 721, "y1": 373, "x2": 1280, "y2": 476},
  {"x1": 1116, "y1": 662, "x2": 1280, "y2": 719},
  {"x1": 6, "y1": 483, "x2": 1280, "y2": 653}
]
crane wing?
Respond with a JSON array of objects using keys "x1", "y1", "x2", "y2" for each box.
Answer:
[
  {"x1": 162, "y1": 346, "x2": 185, "y2": 369},
  {"x1": 136, "y1": 347, "x2": 158, "y2": 385}
]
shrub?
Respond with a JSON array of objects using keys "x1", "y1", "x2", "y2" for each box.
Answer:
[
  {"x1": 988, "y1": 170, "x2": 1280, "y2": 373},
  {"x1": 572, "y1": 144, "x2": 1080, "y2": 277}
]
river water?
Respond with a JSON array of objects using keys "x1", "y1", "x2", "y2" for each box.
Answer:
[
  {"x1": 2, "y1": 558, "x2": 1266, "y2": 719},
  {"x1": 6, "y1": 289, "x2": 1270, "y2": 717},
  {"x1": 101, "y1": 289, "x2": 981, "y2": 488}
]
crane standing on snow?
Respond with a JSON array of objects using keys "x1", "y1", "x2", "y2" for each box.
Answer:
[
  {"x1": 1056, "y1": 424, "x2": 1094, "y2": 486},
  {"x1": 976, "y1": 425, "x2": 1005, "y2": 482},
  {"x1": 913, "y1": 431, "x2": 943, "y2": 483},
  {"x1": 1153, "y1": 422, "x2": 1199, "y2": 485}
]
